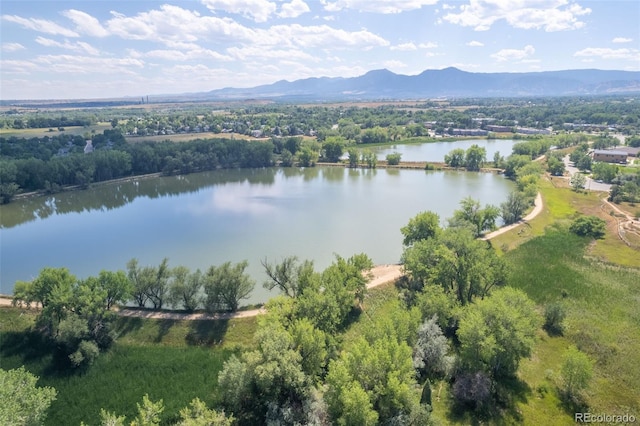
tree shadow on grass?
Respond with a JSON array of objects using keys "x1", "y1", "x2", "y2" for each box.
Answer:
[
  {"x1": 113, "y1": 316, "x2": 144, "y2": 338},
  {"x1": 154, "y1": 318, "x2": 176, "y2": 343},
  {"x1": 185, "y1": 319, "x2": 229, "y2": 346},
  {"x1": 0, "y1": 330, "x2": 52, "y2": 365},
  {"x1": 445, "y1": 376, "x2": 532, "y2": 425}
]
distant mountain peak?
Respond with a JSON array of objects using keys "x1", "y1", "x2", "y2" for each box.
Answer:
[{"x1": 201, "y1": 68, "x2": 640, "y2": 101}]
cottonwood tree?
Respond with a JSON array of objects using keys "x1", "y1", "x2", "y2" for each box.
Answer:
[
  {"x1": 449, "y1": 197, "x2": 500, "y2": 237},
  {"x1": 500, "y1": 191, "x2": 529, "y2": 225},
  {"x1": 444, "y1": 148, "x2": 465, "y2": 168},
  {"x1": 204, "y1": 261, "x2": 255, "y2": 312},
  {"x1": 217, "y1": 324, "x2": 310, "y2": 424},
  {"x1": 464, "y1": 144, "x2": 487, "y2": 171},
  {"x1": 400, "y1": 211, "x2": 441, "y2": 246},
  {"x1": 261, "y1": 256, "x2": 315, "y2": 298},
  {"x1": 561, "y1": 346, "x2": 593, "y2": 401},
  {"x1": 168, "y1": 267, "x2": 203, "y2": 312},
  {"x1": 457, "y1": 287, "x2": 539, "y2": 378},
  {"x1": 0, "y1": 367, "x2": 57, "y2": 426},
  {"x1": 402, "y1": 227, "x2": 507, "y2": 305},
  {"x1": 126, "y1": 258, "x2": 171, "y2": 309},
  {"x1": 97, "y1": 270, "x2": 132, "y2": 310}
]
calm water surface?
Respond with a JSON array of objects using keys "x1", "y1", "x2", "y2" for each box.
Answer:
[
  {"x1": 373, "y1": 139, "x2": 518, "y2": 162},
  {"x1": 1, "y1": 143, "x2": 516, "y2": 305}
]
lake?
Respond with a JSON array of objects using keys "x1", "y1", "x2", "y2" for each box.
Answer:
[
  {"x1": 373, "y1": 138, "x2": 518, "y2": 162},
  {"x1": 0, "y1": 142, "x2": 516, "y2": 305}
]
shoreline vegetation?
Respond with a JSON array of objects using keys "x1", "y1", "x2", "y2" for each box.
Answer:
[{"x1": 0, "y1": 192, "x2": 544, "y2": 318}]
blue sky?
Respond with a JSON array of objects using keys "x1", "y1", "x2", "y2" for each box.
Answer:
[{"x1": 1, "y1": 0, "x2": 639, "y2": 99}]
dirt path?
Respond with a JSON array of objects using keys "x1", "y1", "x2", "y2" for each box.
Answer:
[
  {"x1": 0, "y1": 264, "x2": 405, "y2": 321},
  {"x1": 481, "y1": 192, "x2": 543, "y2": 241}
]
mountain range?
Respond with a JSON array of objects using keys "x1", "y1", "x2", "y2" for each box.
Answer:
[{"x1": 196, "y1": 67, "x2": 640, "y2": 101}]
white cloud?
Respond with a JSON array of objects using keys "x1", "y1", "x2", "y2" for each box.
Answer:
[
  {"x1": 62, "y1": 10, "x2": 109, "y2": 37},
  {"x1": 2, "y1": 42, "x2": 25, "y2": 52},
  {"x1": 35, "y1": 54, "x2": 145, "y2": 75},
  {"x1": 144, "y1": 48, "x2": 233, "y2": 62},
  {"x1": 321, "y1": 0, "x2": 439, "y2": 14},
  {"x1": 0, "y1": 59, "x2": 38, "y2": 74},
  {"x1": 265, "y1": 24, "x2": 389, "y2": 49},
  {"x1": 105, "y1": 5, "x2": 257, "y2": 45},
  {"x1": 384, "y1": 59, "x2": 407, "y2": 69},
  {"x1": 35, "y1": 36, "x2": 100, "y2": 56},
  {"x1": 278, "y1": 0, "x2": 311, "y2": 18},
  {"x1": 612, "y1": 37, "x2": 633, "y2": 44},
  {"x1": 418, "y1": 42, "x2": 438, "y2": 49},
  {"x1": 227, "y1": 45, "x2": 315, "y2": 61},
  {"x1": 201, "y1": 0, "x2": 277, "y2": 22},
  {"x1": 574, "y1": 47, "x2": 640, "y2": 61},
  {"x1": 390, "y1": 42, "x2": 417, "y2": 51},
  {"x1": 2, "y1": 14, "x2": 78, "y2": 37},
  {"x1": 443, "y1": 0, "x2": 591, "y2": 32},
  {"x1": 490, "y1": 44, "x2": 535, "y2": 62},
  {"x1": 466, "y1": 40, "x2": 483, "y2": 46}
]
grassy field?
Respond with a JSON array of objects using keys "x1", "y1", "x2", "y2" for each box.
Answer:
[
  {"x1": 0, "y1": 309, "x2": 256, "y2": 425},
  {"x1": 0, "y1": 123, "x2": 112, "y2": 138}
]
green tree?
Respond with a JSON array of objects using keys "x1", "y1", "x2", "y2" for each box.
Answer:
[
  {"x1": 347, "y1": 147, "x2": 359, "y2": 168},
  {"x1": 322, "y1": 138, "x2": 344, "y2": 162},
  {"x1": 217, "y1": 324, "x2": 309, "y2": 424},
  {"x1": 361, "y1": 150, "x2": 377, "y2": 168},
  {"x1": 457, "y1": 287, "x2": 539, "y2": 378},
  {"x1": 0, "y1": 159, "x2": 20, "y2": 204},
  {"x1": 561, "y1": 346, "x2": 593, "y2": 400},
  {"x1": 547, "y1": 155, "x2": 566, "y2": 176},
  {"x1": 97, "y1": 270, "x2": 132, "y2": 310},
  {"x1": 500, "y1": 191, "x2": 529, "y2": 225},
  {"x1": 386, "y1": 152, "x2": 402, "y2": 165},
  {"x1": 576, "y1": 154, "x2": 592, "y2": 171},
  {"x1": 570, "y1": 172, "x2": 586, "y2": 191},
  {"x1": 177, "y1": 398, "x2": 234, "y2": 426},
  {"x1": 297, "y1": 146, "x2": 318, "y2": 167},
  {"x1": 261, "y1": 256, "x2": 315, "y2": 298},
  {"x1": 591, "y1": 162, "x2": 617, "y2": 183},
  {"x1": 543, "y1": 302, "x2": 566, "y2": 336},
  {"x1": 131, "y1": 394, "x2": 164, "y2": 426},
  {"x1": 450, "y1": 197, "x2": 500, "y2": 237},
  {"x1": 444, "y1": 148, "x2": 465, "y2": 168},
  {"x1": 0, "y1": 366, "x2": 57, "y2": 426},
  {"x1": 204, "y1": 261, "x2": 255, "y2": 312},
  {"x1": 326, "y1": 334, "x2": 418, "y2": 423},
  {"x1": 569, "y1": 215, "x2": 606, "y2": 239},
  {"x1": 169, "y1": 267, "x2": 203, "y2": 312},
  {"x1": 493, "y1": 151, "x2": 504, "y2": 168},
  {"x1": 400, "y1": 211, "x2": 441, "y2": 246},
  {"x1": 464, "y1": 144, "x2": 486, "y2": 171}
]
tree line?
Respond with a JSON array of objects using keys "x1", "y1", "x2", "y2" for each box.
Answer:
[{"x1": 0, "y1": 131, "x2": 276, "y2": 203}]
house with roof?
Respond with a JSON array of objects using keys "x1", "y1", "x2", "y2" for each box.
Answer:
[{"x1": 592, "y1": 149, "x2": 627, "y2": 164}]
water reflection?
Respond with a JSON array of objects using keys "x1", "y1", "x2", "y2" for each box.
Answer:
[{"x1": 0, "y1": 168, "x2": 280, "y2": 229}]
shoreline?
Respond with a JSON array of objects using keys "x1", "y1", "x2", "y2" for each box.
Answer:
[{"x1": 0, "y1": 263, "x2": 404, "y2": 320}]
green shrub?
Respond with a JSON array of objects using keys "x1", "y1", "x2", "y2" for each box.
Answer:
[
  {"x1": 543, "y1": 302, "x2": 566, "y2": 336},
  {"x1": 386, "y1": 152, "x2": 402, "y2": 165},
  {"x1": 569, "y1": 215, "x2": 606, "y2": 239}
]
